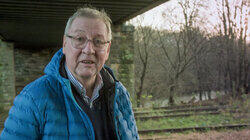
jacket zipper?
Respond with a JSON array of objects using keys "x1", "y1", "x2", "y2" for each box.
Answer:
[{"x1": 64, "y1": 79, "x2": 95, "y2": 140}]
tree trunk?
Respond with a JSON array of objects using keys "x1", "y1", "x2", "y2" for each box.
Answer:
[
  {"x1": 207, "y1": 90, "x2": 212, "y2": 100},
  {"x1": 136, "y1": 92, "x2": 142, "y2": 107},
  {"x1": 168, "y1": 85, "x2": 175, "y2": 106},
  {"x1": 199, "y1": 90, "x2": 202, "y2": 101}
]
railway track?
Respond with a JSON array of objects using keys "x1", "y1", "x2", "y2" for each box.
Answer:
[
  {"x1": 152, "y1": 103, "x2": 228, "y2": 110},
  {"x1": 133, "y1": 103, "x2": 222, "y2": 111},
  {"x1": 135, "y1": 111, "x2": 222, "y2": 120},
  {"x1": 139, "y1": 123, "x2": 250, "y2": 135},
  {"x1": 135, "y1": 109, "x2": 244, "y2": 121},
  {"x1": 134, "y1": 106, "x2": 228, "y2": 116}
]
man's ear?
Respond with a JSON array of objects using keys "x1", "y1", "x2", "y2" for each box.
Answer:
[{"x1": 62, "y1": 35, "x2": 67, "y2": 54}]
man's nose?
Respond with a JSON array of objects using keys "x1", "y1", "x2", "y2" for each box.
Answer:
[{"x1": 82, "y1": 40, "x2": 95, "y2": 54}]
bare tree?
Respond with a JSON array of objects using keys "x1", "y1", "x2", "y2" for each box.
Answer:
[
  {"x1": 134, "y1": 16, "x2": 156, "y2": 107},
  {"x1": 215, "y1": 0, "x2": 249, "y2": 96},
  {"x1": 156, "y1": 0, "x2": 208, "y2": 105},
  {"x1": 133, "y1": 0, "x2": 249, "y2": 107}
]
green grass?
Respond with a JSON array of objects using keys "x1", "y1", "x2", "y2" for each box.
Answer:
[
  {"x1": 135, "y1": 110, "x2": 218, "y2": 117},
  {"x1": 136, "y1": 113, "x2": 248, "y2": 130},
  {"x1": 140, "y1": 127, "x2": 249, "y2": 138}
]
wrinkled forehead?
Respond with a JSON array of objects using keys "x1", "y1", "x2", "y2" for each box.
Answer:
[{"x1": 69, "y1": 17, "x2": 108, "y2": 37}]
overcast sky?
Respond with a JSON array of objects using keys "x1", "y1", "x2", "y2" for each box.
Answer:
[{"x1": 127, "y1": 0, "x2": 249, "y2": 42}]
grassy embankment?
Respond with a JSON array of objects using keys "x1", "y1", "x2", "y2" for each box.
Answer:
[{"x1": 136, "y1": 94, "x2": 250, "y2": 136}]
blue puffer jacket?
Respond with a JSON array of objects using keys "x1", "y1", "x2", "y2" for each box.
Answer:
[{"x1": 1, "y1": 49, "x2": 139, "y2": 140}]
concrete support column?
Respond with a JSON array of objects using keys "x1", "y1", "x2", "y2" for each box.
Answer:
[
  {"x1": 0, "y1": 40, "x2": 15, "y2": 109},
  {"x1": 107, "y1": 24, "x2": 135, "y2": 102}
]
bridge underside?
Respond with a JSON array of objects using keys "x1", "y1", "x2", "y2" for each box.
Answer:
[{"x1": 0, "y1": 0, "x2": 169, "y2": 49}]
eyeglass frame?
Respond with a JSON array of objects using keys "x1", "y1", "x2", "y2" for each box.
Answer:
[{"x1": 66, "y1": 34, "x2": 111, "y2": 50}]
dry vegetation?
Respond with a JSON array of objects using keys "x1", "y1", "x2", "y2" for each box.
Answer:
[{"x1": 140, "y1": 129, "x2": 250, "y2": 140}]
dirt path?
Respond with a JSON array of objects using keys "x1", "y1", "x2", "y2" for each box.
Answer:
[{"x1": 140, "y1": 129, "x2": 250, "y2": 140}]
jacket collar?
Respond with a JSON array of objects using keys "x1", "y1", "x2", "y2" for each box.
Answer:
[{"x1": 44, "y1": 48, "x2": 64, "y2": 78}]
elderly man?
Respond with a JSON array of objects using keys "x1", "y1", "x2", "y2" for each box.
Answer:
[{"x1": 1, "y1": 6, "x2": 139, "y2": 140}]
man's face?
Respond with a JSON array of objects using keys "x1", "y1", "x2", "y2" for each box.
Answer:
[{"x1": 63, "y1": 17, "x2": 110, "y2": 81}]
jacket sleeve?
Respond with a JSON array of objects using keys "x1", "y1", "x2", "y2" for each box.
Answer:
[
  {"x1": 115, "y1": 83, "x2": 139, "y2": 140},
  {"x1": 124, "y1": 90, "x2": 139, "y2": 140},
  {"x1": 0, "y1": 91, "x2": 42, "y2": 140}
]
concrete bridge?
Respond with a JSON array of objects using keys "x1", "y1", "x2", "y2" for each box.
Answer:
[{"x1": 0, "y1": 0, "x2": 170, "y2": 108}]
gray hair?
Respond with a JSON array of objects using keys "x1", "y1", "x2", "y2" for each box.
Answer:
[{"x1": 64, "y1": 6, "x2": 112, "y2": 40}]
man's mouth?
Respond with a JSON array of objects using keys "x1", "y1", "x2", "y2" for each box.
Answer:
[{"x1": 81, "y1": 60, "x2": 94, "y2": 64}]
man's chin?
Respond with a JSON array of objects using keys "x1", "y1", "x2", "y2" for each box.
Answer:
[{"x1": 77, "y1": 71, "x2": 96, "y2": 79}]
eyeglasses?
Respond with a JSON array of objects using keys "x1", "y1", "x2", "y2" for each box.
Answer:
[{"x1": 66, "y1": 34, "x2": 110, "y2": 51}]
